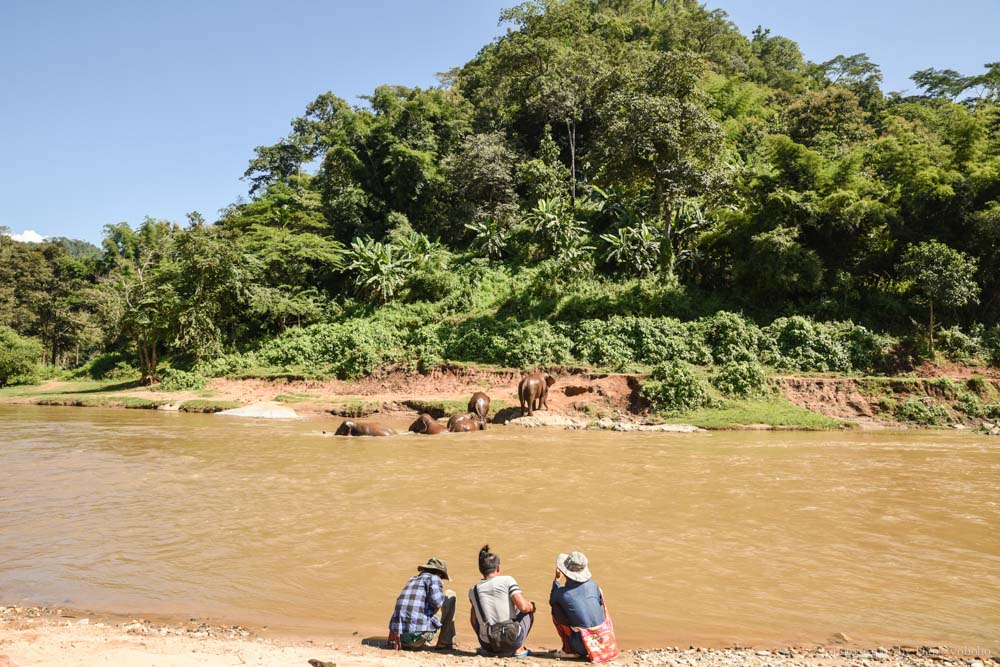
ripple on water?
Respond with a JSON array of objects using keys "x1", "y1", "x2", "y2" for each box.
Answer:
[{"x1": 0, "y1": 405, "x2": 999, "y2": 649}]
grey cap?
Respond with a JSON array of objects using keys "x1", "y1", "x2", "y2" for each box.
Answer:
[{"x1": 556, "y1": 551, "x2": 591, "y2": 583}]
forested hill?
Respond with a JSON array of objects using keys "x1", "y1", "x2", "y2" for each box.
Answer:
[{"x1": 2, "y1": 0, "x2": 1000, "y2": 386}]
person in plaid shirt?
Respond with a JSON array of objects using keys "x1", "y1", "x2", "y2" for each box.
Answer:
[{"x1": 387, "y1": 557, "x2": 457, "y2": 650}]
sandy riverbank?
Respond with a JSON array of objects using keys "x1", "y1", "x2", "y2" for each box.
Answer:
[
  {"x1": 1, "y1": 607, "x2": 995, "y2": 667},
  {"x1": 4, "y1": 360, "x2": 1000, "y2": 431}
]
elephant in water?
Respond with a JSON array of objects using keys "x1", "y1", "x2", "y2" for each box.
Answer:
[
  {"x1": 409, "y1": 413, "x2": 448, "y2": 434},
  {"x1": 518, "y1": 372, "x2": 556, "y2": 416},
  {"x1": 447, "y1": 413, "x2": 481, "y2": 432},
  {"x1": 468, "y1": 392, "x2": 491, "y2": 429},
  {"x1": 334, "y1": 420, "x2": 397, "y2": 436}
]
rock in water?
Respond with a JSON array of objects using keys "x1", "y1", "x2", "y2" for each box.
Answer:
[{"x1": 215, "y1": 402, "x2": 302, "y2": 420}]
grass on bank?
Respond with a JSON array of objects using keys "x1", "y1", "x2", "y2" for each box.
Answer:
[
  {"x1": 328, "y1": 398, "x2": 385, "y2": 417},
  {"x1": 30, "y1": 395, "x2": 173, "y2": 409},
  {"x1": 0, "y1": 379, "x2": 129, "y2": 398},
  {"x1": 178, "y1": 400, "x2": 242, "y2": 413},
  {"x1": 665, "y1": 397, "x2": 849, "y2": 430},
  {"x1": 274, "y1": 392, "x2": 321, "y2": 403},
  {"x1": 403, "y1": 398, "x2": 511, "y2": 418}
]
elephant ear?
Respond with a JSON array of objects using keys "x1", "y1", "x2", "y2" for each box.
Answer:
[{"x1": 545, "y1": 375, "x2": 556, "y2": 387}]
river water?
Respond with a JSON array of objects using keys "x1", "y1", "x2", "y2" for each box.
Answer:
[{"x1": 1, "y1": 405, "x2": 997, "y2": 650}]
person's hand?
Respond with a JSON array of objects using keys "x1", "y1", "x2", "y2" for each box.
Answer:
[{"x1": 554, "y1": 569, "x2": 562, "y2": 581}]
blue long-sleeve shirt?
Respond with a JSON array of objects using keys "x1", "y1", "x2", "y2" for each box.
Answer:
[
  {"x1": 550, "y1": 578, "x2": 605, "y2": 628},
  {"x1": 389, "y1": 572, "x2": 444, "y2": 633}
]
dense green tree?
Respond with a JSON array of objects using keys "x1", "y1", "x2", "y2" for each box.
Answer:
[
  {"x1": 899, "y1": 241, "x2": 980, "y2": 355},
  {"x1": 596, "y1": 50, "x2": 723, "y2": 275},
  {"x1": 5, "y1": 0, "x2": 1000, "y2": 379},
  {"x1": 97, "y1": 219, "x2": 180, "y2": 383},
  {"x1": 0, "y1": 327, "x2": 42, "y2": 387},
  {"x1": 171, "y1": 226, "x2": 257, "y2": 362}
]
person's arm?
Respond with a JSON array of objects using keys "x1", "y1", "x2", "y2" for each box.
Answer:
[
  {"x1": 511, "y1": 591, "x2": 536, "y2": 614},
  {"x1": 427, "y1": 576, "x2": 444, "y2": 613}
]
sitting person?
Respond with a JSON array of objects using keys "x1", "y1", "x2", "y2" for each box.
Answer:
[
  {"x1": 550, "y1": 551, "x2": 616, "y2": 660},
  {"x1": 468, "y1": 544, "x2": 535, "y2": 658},
  {"x1": 388, "y1": 557, "x2": 456, "y2": 650}
]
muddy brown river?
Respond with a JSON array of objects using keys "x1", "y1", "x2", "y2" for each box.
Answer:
[{"x1": 1, "y1": 405, "x2": 997, "y2": 650}]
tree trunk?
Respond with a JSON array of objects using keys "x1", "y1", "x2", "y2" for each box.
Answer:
[
  {"x1": 566, "y1": 119, "x2": 577, "y2": 206},
  {"x1": 657, "y1": 184, "x2": 674, "y2": 277},
  {"x1": 929, "y1": 300, "x2": 935, "y2": 357}
]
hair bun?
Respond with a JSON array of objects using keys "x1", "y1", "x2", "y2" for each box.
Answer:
[{"x1": 479, "y1": 544, "x2": 491, "y2": 555}]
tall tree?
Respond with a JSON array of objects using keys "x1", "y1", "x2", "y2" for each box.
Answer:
[
  {"x1": 899, "y1": 241, "x2": 980, "y2": 355},
  {"x1": 97, "y1": 219, "x2": 179, "y2": 384},
  {"x1": 596, "y1": 50, "x2": 723, "y2": 275}
]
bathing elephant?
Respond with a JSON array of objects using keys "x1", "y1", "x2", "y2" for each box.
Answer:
[
  {"x1": 468, "y1": 392, "x2": 491, "y2": 429},
  {"x1": 409, "y1": 413, "x2": 448, "y2": 434},
  {"x1": 334, "y1": 420, "x2": 397, "y2": 436},
  {"x1": 518, "y1": 372, "x2": 556, "y2": 416},
  {"x1": 447, "y1": 413, "x2": 481, "y2": 432}
]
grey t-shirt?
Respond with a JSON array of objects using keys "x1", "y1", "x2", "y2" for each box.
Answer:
[{"x1": 469, "y1": 575, "x2": 520, "y2": 642}]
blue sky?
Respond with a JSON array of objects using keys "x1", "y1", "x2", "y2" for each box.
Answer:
[{"x1": 1, "y1": 0, "x2": 997, "y2": 245}]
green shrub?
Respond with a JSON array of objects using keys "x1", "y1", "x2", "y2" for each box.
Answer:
[
  {"x1": 834, "y1": 322, "x2": 896, "y2": 373},
  {"x1": 711, "y1": 361, "x2": 770, "y2": 398},
  {"x1": 935, "y1": 326, "x2": 984, "y2": 362},
  {"x1": 443, "y1": 318, "x2": 573, "y2": 369},
  {"x1": 81, "y1": 353, "x2": 139, "y2": 381},
  {"x1": 157, "y1": 368, "x2": 207, "y2": 392},
  {"x1": 501, "y1": 321, "x2": 574, "y2": 368},
  {"x1": 876, "y1": 396, "x2": 898, "y2": 414},
  {"x1": 570, "y1": 319, "x2": 636, "y2": 370},
  {"x1": 569, "y1": 317, "x2": 710, "y2": 370},
  {"x1": 985, "y1": 326, "x2": 1000, "y2": 367},
  {"x1": 696, "y1": 311, "x2": 761, "y2": 364},
  {"x1": 195, "y1": 353, "x2": 257, "y2": 378},
  {"x1": 106, "y1": 361, "x2": 140, "y2": 381},
  {"x1": 956, "y1": 392, "x2": 985, "y2": 418},
  {"x1": 929, "y1": 377, "x2": 961, "y2": 400},
  {"x1": 407, "y1": 324, "x2": 446, "y2": 371},
  {"x1": 762, "y1": 316, "x2": 850, "y2": 372},
  {"x1": 0, "y1": 327, "x2": 42, "y2": 387},
  {"x1": 967, "y1": 375, "x2": 996, "y2": 399},
  {"x1": 632, "y1": 318, "x2": 712, "y2": 366},
  {"x1": 256, "y1": 319, "x2": 407, "y2": 379},
  {"x1": 985, "y1": 403, "x2": 1000, "y2": 419},
  {"x1": 894, "y1": 398, "x2": 950, "y2": 426},
  {"x1": 641, "y1": 361, "x2": 712, "y2": 415}
]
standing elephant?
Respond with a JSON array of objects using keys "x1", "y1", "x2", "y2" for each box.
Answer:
[
  {"x1": 334, "y1": 420, "x2": 397, "y2": 436},
  {"x1": 447, "y1": 413, "x2": 481, "y2": 432},
  {"x1": 409, "y1": 413, "x2": 448, "y2": 434},
  {"x1": 468, "y1": 392, "x2": 491, "y2": 429},
  {"x1": 518, "y1": 372, "x2": 556, "y2": 416}
]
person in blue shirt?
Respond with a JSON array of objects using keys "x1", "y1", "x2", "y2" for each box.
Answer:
[{"x1": 549, "y1": 551, "x2": 607, "y2": 659}]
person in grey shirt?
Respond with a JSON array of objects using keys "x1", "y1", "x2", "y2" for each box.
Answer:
[{"x1": 468, "y1": 544, "x2": 536, "y2": 657}]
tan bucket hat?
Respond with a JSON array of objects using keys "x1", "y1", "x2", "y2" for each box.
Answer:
[
  {"x1": 417, "y1": 557, "x2": 450, "y2": 581},
  {"x1": 556, "y1": 551, "x2": 591, "y2": 583}
]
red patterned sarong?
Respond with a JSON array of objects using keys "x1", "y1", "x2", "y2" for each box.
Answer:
[{"x1": 554, "y1": 596, "x2": 619, "y2": 663}]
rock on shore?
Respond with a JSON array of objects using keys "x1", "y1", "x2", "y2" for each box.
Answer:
[
  {"x1": 0, "y1": 607, "x2": 997, "y2": 667},
  {"x1": 501, "y1": 413, "x2": 702, "y2": 432},
  {"x1": 214, "y1": 402, "x2": 302, "y2": 419}
]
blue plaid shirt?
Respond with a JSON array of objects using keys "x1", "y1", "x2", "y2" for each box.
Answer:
[{"x1": 389, "y1": 571, "x2": 445, "y2": 633}]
